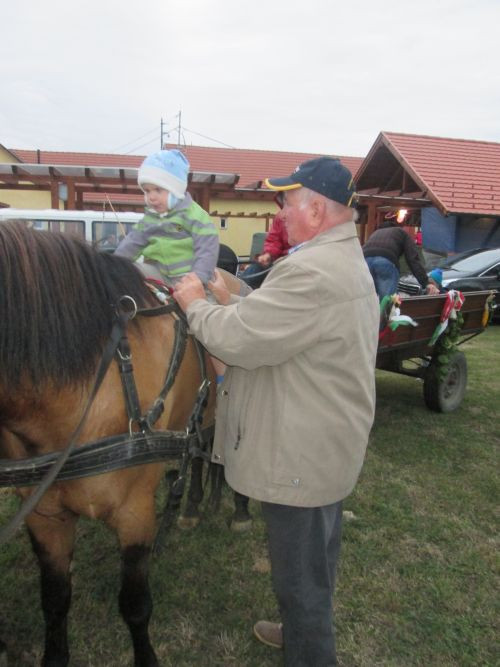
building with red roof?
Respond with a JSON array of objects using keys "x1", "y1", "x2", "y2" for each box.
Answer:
[
  {"x1": 356, "y1": 132, "x2": 500, "y2": 252},
  {"x1": 1, "y1": 132, "x2": 499, "y2": 255},
  {"x1": 0, "y1": 143, "x2": 362, "y2": 255}
]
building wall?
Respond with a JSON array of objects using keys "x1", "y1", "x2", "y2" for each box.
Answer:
[
  {"x1": 422, "y1": 206, "x2": 500, "y2": 253},
  {"x1": 421, "y1": 207, "x2": 457, "y2": 253},
  {"x1": 0, "y1": 146, "x2": 16, "y2": 162},
  {"x1": 0, "y1": 148, "x2": 54, "y2": 209},
  {"x1": 210, "y1": 197, "x2": 279, "y2": 256},
  {"x1": 0, "y1": 189, "x2": 52, "y2": 209}
]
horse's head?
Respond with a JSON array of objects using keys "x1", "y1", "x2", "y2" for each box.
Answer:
[{"x1": 0, "y1": 221, "x2": 155, "y2": 391}]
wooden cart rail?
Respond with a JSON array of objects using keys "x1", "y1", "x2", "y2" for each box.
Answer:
[
  {"x1": 375, "y1": 290, "x2": 495, "y2": 412},
  {"x1": 377, "y1": 290, "x2": 492, "y2": 364}
]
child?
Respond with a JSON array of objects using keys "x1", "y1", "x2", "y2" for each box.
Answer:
[
  {"x1": 115, "y1": 149, "x2": 219, "y2": 286},
  {"x1": 428, "y1": 268, "x2": 446, "y2": 293}
]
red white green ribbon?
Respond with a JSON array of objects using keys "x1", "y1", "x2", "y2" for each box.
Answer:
[
  {"x1": 428, "y1": 289, "x2": 465, "y2": 346},
  {"x1": 379, "y1": 294, "x2": 418, "y2": 341}
]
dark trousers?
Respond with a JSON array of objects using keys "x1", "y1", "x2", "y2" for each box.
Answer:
[{"x1": 260, "y1": 500, "x2": 343, "y2": 667}]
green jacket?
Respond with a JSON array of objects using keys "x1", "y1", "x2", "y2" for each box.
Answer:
[{"x1": 114, "y1": 193, "x2": 219, "y2": 283}]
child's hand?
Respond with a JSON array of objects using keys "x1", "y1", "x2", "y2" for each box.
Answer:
[
  {"x1": 173, "y1": 273, "x2": 206, "y2": 311},
  {"x1": 208, "y1": 269, "x2": 231, "y2": 305}
]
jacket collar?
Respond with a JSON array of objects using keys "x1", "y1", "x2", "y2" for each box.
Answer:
[{"x1": 296, "y1": 220, "x2": 359, "y2": 252}]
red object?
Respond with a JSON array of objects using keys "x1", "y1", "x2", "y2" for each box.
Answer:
[{"x1": 263, "y1": 213, "x2": 292, "y2": 260}]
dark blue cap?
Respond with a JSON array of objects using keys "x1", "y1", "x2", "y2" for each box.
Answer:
[{"x1": 265, "y1": 156, "x2": 357, "y2": 207}]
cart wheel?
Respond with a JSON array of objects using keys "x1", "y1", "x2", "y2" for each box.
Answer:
[{"x1": 423, "y1": 351, "x2": 467, "y2": 412}]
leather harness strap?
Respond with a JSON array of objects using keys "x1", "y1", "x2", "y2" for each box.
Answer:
[
  {"x1": 0, "y1": 426, "x2": 215, "y2": 488},
  {"x1": 0, "y1": 303, "x2": 135, "y2": 544},
  {"x1": 0, "y1": 292, "x2": 213, "y2": 506}
]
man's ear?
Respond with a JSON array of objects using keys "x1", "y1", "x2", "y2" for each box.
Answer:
[{"x1": 309, "y1": 196, "x2": 326, "y2": 230}]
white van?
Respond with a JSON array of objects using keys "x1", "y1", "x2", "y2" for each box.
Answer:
[{"x1": 0, "y1": 209, "x2": 142, "y2": 250}]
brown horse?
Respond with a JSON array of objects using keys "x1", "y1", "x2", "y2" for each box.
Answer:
[{"x1": 0, "y1": 221, "x2": 217, "y2": 666}]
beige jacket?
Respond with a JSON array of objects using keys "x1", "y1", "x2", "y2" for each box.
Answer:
[{"x1": 186, "y1": 221, "x2": 379, "y2": 507}]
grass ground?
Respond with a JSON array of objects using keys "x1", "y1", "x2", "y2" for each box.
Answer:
[{"x1": 0, "y1": 326, "x2": 498, "y2": 666}]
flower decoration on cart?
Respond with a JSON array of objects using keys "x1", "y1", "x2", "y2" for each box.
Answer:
[
  {"x1": 428, "y1": 289, "x2": 465, "y2": 347},
  {"x1": 379, "y1": 294, "x2": 418, "y2": 342},
  {"x1": 428, "y1": 289, "x2": 465, "y2": 381}
]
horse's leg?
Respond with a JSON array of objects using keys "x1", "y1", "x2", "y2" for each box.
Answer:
[
  {"x1": 26, "y1": 511, "x2": 77, "y2": 667},
  {"x1": 178, "y1": 456, "x2": 204, "y2": 529},
  {"x1": 0, "y1": 638, "x2": 6, "y2": 667},
  {"x1": 113, "y1": 494, "x2": 158, "y2": 667},
  {"x1": 231, "y1": 491, "x2": 253, "y2": 532}
]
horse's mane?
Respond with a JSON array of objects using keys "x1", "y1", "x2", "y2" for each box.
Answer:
[{"x1": 0, "y1": 221, "x2": 157, "y2": 390}]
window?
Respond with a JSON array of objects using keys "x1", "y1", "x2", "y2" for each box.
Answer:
[
  {"x1": 220, "y1": 218, "x2": 228, "y2": 230},
  {"x1": 92, "y1": 221, "x2": 136, "y2": 248},
  {"x1": 33, "y1": 219, "x2": 85, "y2": 240}
]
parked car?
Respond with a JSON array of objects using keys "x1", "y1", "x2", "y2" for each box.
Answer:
[{"x1": 398, "y1": 247, "x2": 500, "y2": 318}]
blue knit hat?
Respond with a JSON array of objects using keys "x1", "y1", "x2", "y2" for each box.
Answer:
[
  {"x1": 428, "y1": 268, "x2": 443, "y2": 287},
  {"x1": 138, "y1": 149, "x2": 189, "y2": 198}
]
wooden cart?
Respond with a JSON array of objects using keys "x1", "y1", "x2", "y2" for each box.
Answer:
[{"x1": 376, "y1": 290, "x2": 495, "y2": 412}]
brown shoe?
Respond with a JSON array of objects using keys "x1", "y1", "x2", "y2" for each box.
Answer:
[{"x1": 253, "y1": 620, "x2": 283, "y2": 649}]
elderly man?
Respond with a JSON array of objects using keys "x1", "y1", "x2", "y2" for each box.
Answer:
[{"x1": 174, "y1": 157, "x2": 379, "y2": 666}]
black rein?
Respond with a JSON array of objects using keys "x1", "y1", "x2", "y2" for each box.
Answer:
[{"x1": 0, "y1": 294, "x2": 213, "y2": 545}]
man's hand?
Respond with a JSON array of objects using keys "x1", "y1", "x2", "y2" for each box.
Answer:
[
  {"x1": 208, "y1": 269, "x2": 231, "y2": 305},
  {"x1": 173, "y1": 273, "x2": 206, "y2": 311}
]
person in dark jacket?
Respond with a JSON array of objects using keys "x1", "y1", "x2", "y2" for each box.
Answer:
[{"x1": 363, "y1": 220, "x2": 439, "y2": 298}]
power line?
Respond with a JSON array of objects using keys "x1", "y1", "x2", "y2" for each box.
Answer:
[
  {"x1": 181, "y1": 126, "x2": 236, "y2": 149},
  {"x1": 109, "y1": 126, "x2": 159, "y2": 153},
  {"x1": 123, "y1": 136, "x2": 161, "y2": 155}
]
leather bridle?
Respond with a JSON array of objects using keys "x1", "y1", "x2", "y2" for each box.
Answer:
[{"x1": 0, "y1": 293, "x2": 213, "y2": 545}]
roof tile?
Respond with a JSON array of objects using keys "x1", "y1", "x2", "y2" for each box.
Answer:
[
  {"x1": 163, "y1": 144, "x2": 363, "y2": 187},
  {"x1": 382, "y1": 132, "x2": 500, "y2": 215},
  {"x1": 9, "y1": 145, "x2": 363, "y2": 190}
]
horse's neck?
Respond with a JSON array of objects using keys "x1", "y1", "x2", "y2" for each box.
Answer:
[{"x1": 218, "y1": 268, "x2": 252, "y2": 297}]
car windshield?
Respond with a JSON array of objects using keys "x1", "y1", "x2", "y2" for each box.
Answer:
[{"x1": 446, "y1": 249, "x2": 500, "y2": 272}]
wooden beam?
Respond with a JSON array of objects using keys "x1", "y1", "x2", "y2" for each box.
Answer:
[
  {"x1": 197, "y1": 184, "x2": 211, "y2": 211},
  {"x1": 365, "y1": 201, "x2": 378, "y2": 240},
  {"x1": 379, "y1": 164, "x2": 403, "y2": 193},
  {"x1": 50, "y1": 181, "x2": 59, "y2": 208},
  {"x1": 66, "y1": 178, "x2": 76, "y2": 210},
  {"x1": 0, "y1": 184, "x2": 51, "y2": 191}
]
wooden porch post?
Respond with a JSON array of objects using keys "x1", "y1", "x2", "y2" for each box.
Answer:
[
  {"x1": 50, "y1": 181, "x2": 59, "y2": 209},
  {"x1": 199, "y1": 184, "x2": 210, "y2": 212},
  {"x1": 365, "y1": 201, "x2": 378, "y2": 240},
  {"x1": 76, "y1": 189, "x2": 84, "y2": 209},
  {"x1": 65, "y1": 179, "x2": 76, "y2": 210}
]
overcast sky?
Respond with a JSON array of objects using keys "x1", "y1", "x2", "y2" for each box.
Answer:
[{"x1": 1, "y1": 0, "x2": 499, "y2": 159}]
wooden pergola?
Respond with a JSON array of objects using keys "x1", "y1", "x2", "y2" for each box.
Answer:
[
  {"x1": 0, "y1": 159, "x2": 432, "y2": 239},
  {"x1": 0, "y1": 163, "x2": 241, "y2": 212},
  {"x1": 356, "y1": 192, "x2": 432, "y2": 243}
]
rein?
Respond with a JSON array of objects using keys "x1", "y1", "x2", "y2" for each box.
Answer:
[{"x1": 0, "y1": 291, "x2": 213, "y2": 546}]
